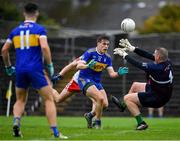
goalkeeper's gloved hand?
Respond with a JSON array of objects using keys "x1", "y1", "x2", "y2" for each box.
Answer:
[
  {"x1": 114, "y1": 48, "x2": 128, "y2": 58},
  {"x1": 118, "y1": 67, "x2": 128, "y2": 76},
  {"x1": 46, "y1": 63, "x2": 54, "y2": 77},
  {"x1": 119, "y1": 39, "x2": 135, "y2": 52},
  {"x1": 87, "y1": 59, "x2": 97, "y2": 69},
  {"x1": 51, "y1": 74, "x2": 63, "y2": 85},
  {"x1": 5, "y1": 65, "x2": 15, "y2": 76}
]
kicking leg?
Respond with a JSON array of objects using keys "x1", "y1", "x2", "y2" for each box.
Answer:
[{"x1": 52, "y1": 88, "x2": 73, "y2": 103}]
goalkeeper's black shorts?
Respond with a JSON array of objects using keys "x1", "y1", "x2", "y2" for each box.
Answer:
[{"x1": 138, "y1": 84, "x2": 171, "y2": 108}]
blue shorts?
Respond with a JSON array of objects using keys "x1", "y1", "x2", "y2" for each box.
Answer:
[
  {"x1": 78, "y1": 76, "x2": 103, "y2": 95},
  {"x1": 16, "y1": 69, "x2": 48, "y2": 89}
]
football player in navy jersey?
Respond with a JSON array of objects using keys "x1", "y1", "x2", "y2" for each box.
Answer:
[
  {"x1": 76, "y1": 35, "x2": 128, "y2": 129},
  {"x1": 1, "y1": 3, "x2": 67, "y2": 139},
  {"x1": 112, "y1": 39, "x2": 174, "y2": 130}
]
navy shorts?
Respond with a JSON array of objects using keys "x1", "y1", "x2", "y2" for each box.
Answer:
[
  {"x1": 138, "y1": 84, "x2": 170, "y2": 108},
  {"x1": 16, "y1": 69, "x2": 48, "y2": 89},
  {"x1": 78, "y1": 76, "x2": 103, "y2": 95}
]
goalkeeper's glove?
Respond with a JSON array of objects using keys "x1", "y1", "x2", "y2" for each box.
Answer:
[
  {"x1": 46, "y1": 63, "x2": 54, "y2": 77},
  {"x1": 118, "y1": 67, "x2": 128, "y2": 76},
  {"x1": 51, "y1": 74, "x2": 63, "y2": 85},
  {"x1": 5, "y1": 65, "x2": 15, "y2": 76},
  {"x1": 114, "y1": 48, "x2": 128, "y2": 58},
  {"x1": 87, "y1": 59, "x2": 97, "y2": 69},
  {"x1": 119, "y1": 39, "x2": 135, "y2": 52}
]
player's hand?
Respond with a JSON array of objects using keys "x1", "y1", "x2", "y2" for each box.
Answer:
[
  {"x1": 51, "y1": 74, "x2": 62, "y2": 85},
  {"x1": 119, "y1": 39, "x2": 135, "y2": 52},
  {"x1": 114, "y1": 48, "x2": 128, "y2": 58},
  {"x1": 46, "y1": 63, "x2": 54, "y2": 77},
  {"x1": 87, "y1": 59, "x2": 97, "y2": 69},
  {"x1": 118, "y1": 67, "x2": 128, "y2": 76},
  {"x1": 5, "y1": 66, "x2": 15, "y2": 76}
]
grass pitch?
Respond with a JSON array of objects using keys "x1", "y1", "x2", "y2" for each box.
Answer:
[{"x1": 0, "y1": 116, "x2": 180, "y2": 140}]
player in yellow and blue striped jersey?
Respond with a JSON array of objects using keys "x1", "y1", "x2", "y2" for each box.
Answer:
[
  {"x1": 1, "y1": 3, "x2": 67, "y2": 139},
  {"x1": 76, "y1": 35, "x2": 128, "y2": 129}
]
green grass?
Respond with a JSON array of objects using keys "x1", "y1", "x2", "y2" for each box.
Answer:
[{"x1": 0, "y1": 116, "x2": 180, "y2": 140}]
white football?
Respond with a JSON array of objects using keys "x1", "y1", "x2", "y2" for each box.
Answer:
[{"x1": 121, "y1": 18, "x2": 135, "y2": 33}]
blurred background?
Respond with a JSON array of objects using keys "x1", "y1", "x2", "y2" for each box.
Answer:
[{"x1": 0, "y1": 0, "x2": 180, "y2": 117}]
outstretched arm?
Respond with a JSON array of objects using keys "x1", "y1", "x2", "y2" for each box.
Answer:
[
  {"x1": 119, "y1": 39, "x2": 154, "y2": 61},
  {"x1": 114, "y1": 48, "x2": 149, "y2": 72},
  {"x1": 107, "y1": 67, "x2": 119, "y2": 78},
  {"x1": 134, "y1": 48, "x2": 154, "y2": 61},
  {"x1": 107, "y1": 67, "x2": 128, "y2": 78},
  {"x1": 124, "y1": 55, "x2": 149, "y2": 71}
]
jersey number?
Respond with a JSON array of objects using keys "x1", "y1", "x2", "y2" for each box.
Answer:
[{"x1": 20, "y1": 30, "x2": 30, "y2": 50}]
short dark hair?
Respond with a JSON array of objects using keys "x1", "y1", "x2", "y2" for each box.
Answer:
[
  {"x1": 156, "y1": 47, "x2": 168, "y2": 61},
  {"x1": 97, "y1": 35, "x2": 110, "y2": 43},
  {"x1": 24, "y1": 3, "x2": 39, "y2": 14}
]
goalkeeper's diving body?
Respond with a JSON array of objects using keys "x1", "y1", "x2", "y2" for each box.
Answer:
[{"x1": 113, "y1": 39, "x2": 174, "y2": 130}]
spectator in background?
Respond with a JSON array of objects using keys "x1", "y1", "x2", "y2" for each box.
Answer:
[
  {"x1": 148, "y1": 107, "x2": 164, "y2": 118},
  {"x1": 1, "y1": 3, "x2": 67, "y2": 139}
]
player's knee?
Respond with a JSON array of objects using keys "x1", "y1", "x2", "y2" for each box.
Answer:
[
  {"x1": 131, "y1": 82, "x2": 137, "y2": 88},
  {"x1": 103, "y1": 101, "x2": 108, "y2": 109},
  {"x1": 124, "y1": 95, "x2": 130, "y2": 103},
  {"x1": 130, "y1": 82, "x2": 139, "y2": 92},
  {"x1": 123, "y1": 95, "x2": 127, "y2": 103},
  {"x1": 44, "y1": 94, "x2": 54, "y2": 102},
  {"x1": 97, "y1": 96, "x2": 104, "y2": 105}
]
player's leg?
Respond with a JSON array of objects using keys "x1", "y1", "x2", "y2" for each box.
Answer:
[
  {"x1": 124, "y1": 82, "x2": 148, "y2": 130},
  {"x1": 78, "y1": 78, "x2": 103, "y2": 128},
  {"x1": 85, "y1": 85, "x2": 104, "y2": 128},
  {"x1": 148, "y1": 108, "x2": 154, "y2": 118},
  {"x1": 33, "y1": 70, "x2": 67, "y2": 139},
  {"x1": 54, "y1": 88, "x2": 74, "y2": 103},
  {"x1": 90, "y1": 98, "x2": 96, "y2": 116},
  {"x1": 44, "y1": 72, "x2": 63, "y2": 103},
  {"x1": 128, "y1": 82, "x2": 146, "y2": 93},
  {"x1": 100, "y1": 89, "x2": 109, "y2": 109},
  {"x1": 38, "y1": 86, "x2": 57, "y2": 133},
  {"x1": 158, "y1": 107, "x2": 164, "y2": 118},
  {"x1": 85, "y1": 98, "x2": 96, "y2": 128},
  {"x1": 85, "y1": 85, "x2": 108, "y2": 129},
  {"x1": 93, "y1": 89, "x2": 108, "y2": 128},
  {"x1": 13, "y1": 71, "x2": 30, "y2": 137},
  {"x1": 55, "y1": 80, "x2": 80, "y2": 103},
  {"x1": 112, "y1": 82, "x2": 146, "y2": 112},
  {"x1": 38, "y1": 85, "x2": 67, "y2": 139},
  {"x1": 85, "y1": 97, "x2": 96, "y2": 119},
  {"x1": 124, "y1": 92, "x2": 148, "y2": 130},
  {"x1": 13, "y1": 87, "x2": 28, "y2": 137}
]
